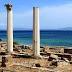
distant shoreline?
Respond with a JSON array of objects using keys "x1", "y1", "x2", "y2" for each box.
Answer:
[{"x1": 0, "y1": 30, "x2": 72, "y2": 31}]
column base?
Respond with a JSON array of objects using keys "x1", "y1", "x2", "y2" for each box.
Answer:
[
  {"x1": 7, "y1": 51, "x2": 14, "y2": 55},
  {"x1": 33, "y1": 54, "x2": 43, "y2": 59}
]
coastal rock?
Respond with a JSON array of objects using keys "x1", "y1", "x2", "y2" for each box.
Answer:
[
  {"x1": 21, "y1": 45, "x2": 25, "y2": 49},
  {"x1": 24, "y1": 45, "x2": 30, "y2": 49},
  {"x1": 70, "y1": 61, "x2": 72, "y2": 64},
  {"x1": 55, "y1": 61, "x2": 72, "y2": 72},
  {"x1": 64, "y1": 48, "x2": 72, "y2": 54},
  {"x1": 44, "y1": 46, "x2": 64, "y2": 53},
  {"x1": 50, "y1": 61, "x2": 58, "y2": 67},
  {"x1": 0, "y1": 39, "x2": 2, "y2": 42},
  {"x1": 48, "y1": 54, "x2": 58, "y2": 62},
  {"x1": 48, "y1": 57, "x2": 54, "y2": 61},
  {"x1": 61, "y1": 55, "x2": 71, "y2": 61},
  {"x1": 1, "y1": 56, "x2": 6, "y2": 67},
  {"x1": 40, "y1": 47, "x2": 45, "y2": 52},
  {"x1": 40, "y1": 46, "x2": 44, "y2": 48},
  {"x1": 50, "y1": 54, "x2": 58, "y2": 59},
  {"x1": 62, "y1": 58, "x2": 69, "y2": 63},
  {"x1": 1, "y1": 55, "x2": 13, "y2": 67},
  {"x1": 35, "y1": 63, "x2": 41, "y2": 67},
  {"x1": 44, "y1": 46, "x2": 50, "y2": 53}
]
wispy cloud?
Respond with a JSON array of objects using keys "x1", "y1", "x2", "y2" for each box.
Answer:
[
  {"x1": 40, "y1": 3, "x2": 72, "y2": 29},
  {"x1": 1, "y1": 3, "x2": 72, "y2": 30}
]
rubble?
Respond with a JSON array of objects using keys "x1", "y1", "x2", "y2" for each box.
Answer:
[{"x1": 0, "y1": 42, "x2": 72, "y2": 72}]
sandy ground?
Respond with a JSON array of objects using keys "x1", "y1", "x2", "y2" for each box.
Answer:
[{"x1": 0, "y1": 42, "x2": 72, "y2": 72}]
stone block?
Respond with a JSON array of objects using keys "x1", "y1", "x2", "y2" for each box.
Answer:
[{"x1": 1, "y1": 55, "x2": 13, "y2": 67}]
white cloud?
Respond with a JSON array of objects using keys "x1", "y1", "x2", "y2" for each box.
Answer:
[
  {"x1": 1, "y1": 3, "x2": 72, "y2": 29},
  {"x1": 40, "y1": 3, "x2": 72, "y2": 29}
]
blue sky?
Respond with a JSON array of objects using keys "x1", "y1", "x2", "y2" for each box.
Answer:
[{"x1": 0, "y1": 0, "x2": 72, "y2": 30}]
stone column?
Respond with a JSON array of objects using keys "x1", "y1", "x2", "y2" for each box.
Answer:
[
  {"x1": 33, "y1": 7, "x2": 41, "y2": 57},
  {"x1": 5, "y1": 4, "x2": 13, "y2": 53}
]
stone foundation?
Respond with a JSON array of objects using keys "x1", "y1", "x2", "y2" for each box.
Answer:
[{"x1": 1, "y1": 55, "x2": 13, "y2": 67}]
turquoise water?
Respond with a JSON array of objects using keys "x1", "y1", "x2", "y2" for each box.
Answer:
[{"x1": 0, "y1": 30, "x2": 72, "y2": 46}]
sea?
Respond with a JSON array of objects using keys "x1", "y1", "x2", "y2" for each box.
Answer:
[{"x1": 0, "y1": 30, "x2": 72, "y2": 47}]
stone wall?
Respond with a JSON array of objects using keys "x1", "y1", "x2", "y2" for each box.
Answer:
[
  {"x1": 64, "y1": 49, "x2": 72, "y2": 54},
  {"x1": 44, "y1": 46, "x2": 64, "y2": 53}
]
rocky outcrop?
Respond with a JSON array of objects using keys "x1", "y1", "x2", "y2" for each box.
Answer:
[{"x1": 0, "y1": 39, "x2": 2, "y2": 42}]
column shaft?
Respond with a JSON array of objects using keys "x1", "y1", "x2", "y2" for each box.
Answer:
[
  {"x1": 33, "y1": 7, "x2": 40, "y2": 57},
  {"x1": 5, "y1": 4, "x2": 13, "y2": 53},
  {"x1": 7, "y1": 9, "x2": 13, "y2": 53}
]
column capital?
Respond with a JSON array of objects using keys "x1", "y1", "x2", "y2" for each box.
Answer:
[
  {"x1": 33, "y1": 7, "x2": 39, "y2": 9},
  {"x1": 5, "y1": 4, "x2": 12, "y2": 11}
]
